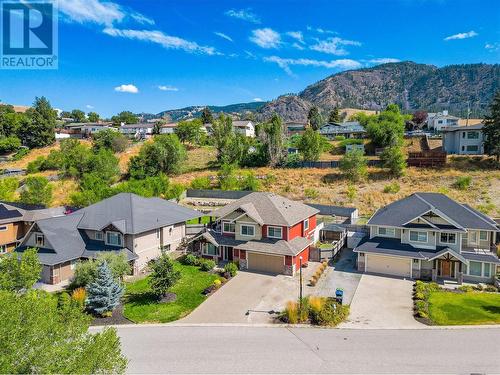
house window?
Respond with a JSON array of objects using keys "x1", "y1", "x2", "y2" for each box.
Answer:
[
  {"x1": 161, "y1": 244, "x2": 171, "y2": 253},
  {"x1": 469, "y1": 261, "x2": 482, "y2": 276},
  {"x1": 106, "y1": 231, "x2": 123, "y2": 247},
  {"x1": 469, "y1": 231, "x2": 478, "y2": 244},
  {"x1": 466, "y1": 145, "x2": 478, "y2": 152},
  {"x1": 95, "y1": 231, "x2": 103, "y2": 241},
  {"x1": 409, "y1": 231, "x2": 427, "y2": 243},
  {"x1": 267, "y1": 226, "x2": 283, "y2": 239},
  {"x1": 462, "y1": 132, "x2": 466, "y2": 138},
  {"x1": 203, "y1": 243, "x2": 218, "y2": 256},
  {"x1": 413, "y1": 259, "x2": 420, "y2": 264},
  {"x1": 479, "y1": 231, "x2": 488, "y2": 241},
  {"x1": 378, "y1": 227, "x2": 396, "y2": 237},
  {"x1": 484, "y1": 263, "x2": 491, "y2": 278},
  {"x1": 461, "y1": 146, "x2": 465, "y2": 152},
  {"x1": 440, "y1": 233, "x2": 456, "y2": 244},
  {"x1": 304, "y1": 219, "x2": 309, "y2": 231},
  {"x1": 223, "y1": 222, "x2": 235, "y2": 233},
  {"x1": 467, "y1": 131, "x2": 479, "y2": 139},
  {"x1": 0, "y1": 245, "x2": 6, "y2": 254},
  {"x1": 35, "y1": 233, "x2": 44, "y2": 247},
  {"x1": 240, "y1": 224, "x2": 255, "y2": 237},
  {"x1": 0, "y1": 225, "x2": 7, "y2": 231}
]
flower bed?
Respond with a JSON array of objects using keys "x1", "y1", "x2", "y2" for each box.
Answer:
[{"x1": 280, "y1": 296, "x2": 349, "y2": 326}]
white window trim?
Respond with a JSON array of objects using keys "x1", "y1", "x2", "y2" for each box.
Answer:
[
  {"x1": 0, "y1": 245, "x2": 7, "y2": 254},
  {"x1": 479, "y1": 231, "x2": 488, "y2": 241},
  {"x1": 467, "y1": 261, "x2": 483, "y2": 277},
  {"x1": 240, "y1": 224, "x2": 255, "y2": 237},
  {"x1": 94, "y1": 231, "x2": 103, "y2": 241},
  {"x1": 222, "y1": 221, "x2": 236, "y2": 234},
  {"x1": 439, "y1": 232, "x2": 457, "y2": 245},
  {"x1": 202, "y1": 243, "x2": 218, "y2": 256},
  {"x1": 304, "y1": 219, "x2": 309, "y2": 231},
  {"x1": 105, "y1": 231, "x2": 123, "y2": 247},
  {"x1": 468, "y1": 231, "x2": 478, "y2": 246},
  {"x1": 378, "y1": 227, "x2": 396, "y2": 237},
  {"x1": 267, "y1": 226, "x2": 283, "y2": 239},
  {"x1": 409, "y1": 230, "x2": 428, "y2": 243}
]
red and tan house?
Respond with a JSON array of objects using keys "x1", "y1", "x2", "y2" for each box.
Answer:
[{"x1": 191, "y1": 192, "x2": 319, "y2": 275}]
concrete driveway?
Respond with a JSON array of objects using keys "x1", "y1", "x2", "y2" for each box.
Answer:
[{"x1": 340, "y1": 273, "x2": 423, "y2": 329}]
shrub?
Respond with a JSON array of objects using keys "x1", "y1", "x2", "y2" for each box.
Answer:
[
  {"x1": 383, "y1": 182, "x2": 400, "y2": 194},
  {"x1": 458, "y1": 285, "x2": 474, "y2": 293},
  {"x1": 454, "y1": 176, "x2": 472, "y2": 190},
  {"x1": 71, "y1": 287, "x2": 86, "y2": 308},
  {"x1": 298, "y1": 298, "x2": 309, "y2": 322},
  {"x1": 346, "y1": 184, "x2": 356, "y2": 202},
  {"x1": 190, "y1": 176, "x2": 211, "y2": 190},
  {"x1": 304, "y1": 188, "x2": 319, "y2": 199},
  {"x1": 310, "y1": 298, "x2": 349, "y2": 326},
  {"x1": 199, "y1": 259, "x2": 216, "y2": 272},
  {"x1": 12, "y1": 148, "x2": 29, "y2": 160},
  {"x1": 182, "y1": 254, "x2": 200, "y2": 266},
  {"x1": 285, "y1": 152, "x2": 301, "y2": 167},
  {"x1": 213, "y1": 279, "x2": 222, "y2": 288},
  {"x1": 0, "y1": 136, "x2": 21, "y2": 154},
  {"x1": 414, "y1": 292, "x2": 425, "y2": 300},
  {"x1": 308, "y1": 296, "x2": 324, "y2": 314},
  {"x1": 26, "y1": 156, "x2": 45, "y2": 174},
  {"x1": 334, "y1": 135, "x2": 346, "y2": 141},
  {"x1": 484, "y1": 285, "x2": 498, "y2": 292},
  {"x1": 322, "y1": 261, "x2": 328, "y2": 268},
  {"x1": 224, "y1": 262, "x2": 238, "y2": 277},
  {"x1": 148, "y1": 254, "x2": 181, "y2": 298},
  {"x1": 282, "y1": 301, "x2": 299, "y2": 324},
  {"x1": 339, "y1": 149, "x2": 368, "y2": 182},
  {"x1": 240, "y1": 171, "x2": 260, "y2": 191}
]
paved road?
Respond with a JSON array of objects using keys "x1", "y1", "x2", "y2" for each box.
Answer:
[{"x1": 110, "y1": 325, "x2": 500, "y2": 374}]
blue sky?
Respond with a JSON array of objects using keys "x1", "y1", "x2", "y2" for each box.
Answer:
[{"x1": 1, "y1": 0, "x2": 499, "y2": 117}]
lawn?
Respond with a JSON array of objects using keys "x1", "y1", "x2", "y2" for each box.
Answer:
[
  {"x1": 428, "y1": 291, "x2": 500, "y2": 325},
  {"x1": 123, "y1": 262, "x2": 219, "y2": 323},
  {"x1": 186, "y1": 215, "x2": 213, "y2": 225}
]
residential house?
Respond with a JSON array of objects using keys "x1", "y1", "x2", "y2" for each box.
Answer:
[
  {"x1": 160, "y1": 123, "x2": 178, "y2": 134},
  {"x1": 190, "y1": 192, "x2": 319, "y2": 275},
  {"x1": 232, "y1": 120, "x2": 255, "y2": 137},
  {"x1": 354, "y1": 193, "x2": 499, "y2": 283},
  {"x1": 16, "y1": 193, "x2": 201, "y2": 284},
  {"x1": 442, "y1": 123, "x2": 485, "y2": 155},
  {"x1": 119, "y1": 123, "x2": 155, "y2": 139},
  {"x1": 59, "y1": 123, "x2": 114, "y2": 139},
  {"x1": 319, "y1": 121, "x2": 366, "y2": 139},
  {"x1": 285, "y1": 122, "x2": 307, "y2": 136},
  {"x1": 427, "y1": 111, "x2": 459, "y2": 132},
  {"x1": 0, "y1": 202, "x2": 65, "y2": 254}
]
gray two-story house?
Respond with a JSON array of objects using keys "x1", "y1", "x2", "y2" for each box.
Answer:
[
  {"x1": 354, "y1": 193, "x2": 499, "y2": 284},
  {"x1": 442, "y1": 123, "x2": 485, "y2": 155},
  {"x1": 16, "y1": 193, "x2": 201, "y2": 284}
]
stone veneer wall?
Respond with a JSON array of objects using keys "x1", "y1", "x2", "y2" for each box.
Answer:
[{"x1": 357, "y1": 253, "x2": 365, "y2": 272}]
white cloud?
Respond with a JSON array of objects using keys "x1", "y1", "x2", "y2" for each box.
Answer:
[
  {"x1": 250, "y1": 28, "x2": 281, "y2": 49},
  {"x1": 286, "y1": 31, "x2": 304, "y2": 44},
  {"x1": 85, "y1": 104, "x2": 94, "y2": 109},
  {"x1": 158, "y1": 85, "x2": 179, "y2": 91},
  {"x1": 485, "y1": 42, "x2": 500, "y2": 51},
  {"x1": 444, "y1": 30, "x2": 478, "y2": 41},
  {"x1": 59, "y1": 0, "x2": 153, "y2": 27},
  {"x1": 103, "y1": 28, "x2": 219, "y2": 55},
  {"x1": 114, "y1": 84, "x2": 139, "y2": 93},
  {"x1": 310, "y1": 37, "x2": 361, "y2": 55},
  {"x1": 225, "y1": 9, "x2": 260, "y2": 24},
  {"x1": 214, "y1": 32, "x2": 233, "y2": 42},
  {"x1": 253, "y1": 97, "x2": 263, "y2": 102},
  {"x1": 264, "y1": 56, "x2": 361, "y2": 75},
  {"x1": 368, "y1": 58, "x2": 401, "y2": 64}
]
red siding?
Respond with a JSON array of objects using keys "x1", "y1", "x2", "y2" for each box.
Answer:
[
  {"x1": 285, "y1": 255, "x2": 293, "y2": 266},
  {"x1": 304, "y1": 215, "x2": 317, "y2": 238},
  {"x1": 288, "y1": 222, "x2": 303, "y2": 240},
  {"x1": 239, "y1": 250, "x2": 246, "y2": 260},
  {"x1": 293, "y1": 246, "x2": 310, "y2": 270},
  {"x1": 233, "y1": 248, "x2": 240, "y2": 259}
]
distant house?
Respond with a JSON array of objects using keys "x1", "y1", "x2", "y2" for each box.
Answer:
[
  {"x1": 345, "y1": 143, "x2": 365, "y2": 154},
  {"x1": 232, "y1": 120, "x2": 255, "y2": 137},
  {"x1": 285, "y1": 122, "x2": 307, "y2": 136},
  {"x1": 319, "y1": 121, "x2": 366, "y2": 139},
  {"x1": 427, "y1": 111, "x2": 459, "y2": 132},
  {"x1": 16, "y1": 193, "x2": 201, "y2": 285},
  {"x1": 160, "y1": 123, "x2": 177, "y2": 134},
  {"x1": 61, "y1": 123, "x2": 114, "y2": 139},
  {"x1": 119, "y1": 123, "x2": 155, "y2": 139},
  {"x1": 442, "y1": 123, "x2": 485, "y2": 155}
]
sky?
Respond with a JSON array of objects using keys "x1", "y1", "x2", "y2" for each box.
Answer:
[{"x1": 1, "y1": 0, "x2": 499, "y2": 117}]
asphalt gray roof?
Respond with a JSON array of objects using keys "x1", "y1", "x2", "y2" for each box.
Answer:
[
  {"x1": 236, "y1": 236, "x2": 311, "y2": 257},
  {"x1": 367, "y1": 193, "x2": 498, "y2": 231},
  {"x1": 211, "y1": 192, "x2": 319, "y2": 226},
  {"x1": 76, "y1": 193, "x2": 201, "y2": 234},
  {"x1": 308, "y1": 203, "x2": 357, "y2": 218},
  {"x1": 441, "y1": 123, "x2": 484, "y2": 132},
  {"x1": 0, "y1": 201, "x2": 65, "y2": 224}
]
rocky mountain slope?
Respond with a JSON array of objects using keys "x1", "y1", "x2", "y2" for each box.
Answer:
[{"x1": 258, "y1": 62, "x2": 499, "y2": 122}]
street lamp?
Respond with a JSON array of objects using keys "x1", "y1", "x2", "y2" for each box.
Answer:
[{"x1": 299, "y1": 256, "x2": 303, "y2": 309}]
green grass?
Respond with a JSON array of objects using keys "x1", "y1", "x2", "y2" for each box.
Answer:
[
  {"x1": 428, "y1": 291, "x2": 500, "y2": 325},
  {"x1": 186, "y1": 216, "x2": 212, "y2": 225},
  {"x1": 123, "y1": 262, "x2": 218, "y2": 323}
]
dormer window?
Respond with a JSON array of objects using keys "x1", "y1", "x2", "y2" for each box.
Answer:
[
  {"x1": 106, "y1": 231, "x2": 123, "y2": 247},
  {"x1": 35, "y1": 233, "x2": 44, "y2": 247},
  {"x1": 223, "y1": 222, "x2": 235, "y2": 233},
  {"x1": 378, "y1": 227, "x2": 395, "y2": 237}
]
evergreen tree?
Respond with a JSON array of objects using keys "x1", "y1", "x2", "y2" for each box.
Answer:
[
  {"x1": 380, "y1": 145, "x2": 406, "y2": 177},
  {"x1": 298, "y1": 128, "x2": 323, "y2": 161},
  {"x1": 260, "y1": 113, "x2": 286, "y2": 167},
  {"x1": 19, "y1": 176, "x2": 53, "y2": 205},
  {"x1": 86, "y1": 261, "x2": 123, "y2": 316},
  {"x1": 18, "y1": 97, "x2": 56, "y2": 148},
  {"x1": 211, "y1": 113, "x2": 234, "y2": 162},
  {"x1": 200, "y1": 107, "x2": 214, "y2": 124},
  {"x1": 149, "y1": 254, "x2": 181, "y2": 298},
  {"x1": 339, "y1": 149, "x2": 368, "y2": 182},
  {"x1": 328, "y1": 107, "x2": 341, "y2": 123},
  {"x1": 308, "y1": 106, "x2": 323, "y2": 131},
  {"x1": 484, "y1": 91, "x2": 500, "y2": 162}
]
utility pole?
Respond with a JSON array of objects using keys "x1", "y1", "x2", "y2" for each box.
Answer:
[{"x1": 466, "y1": 101, "x2": 471, "y2": 127}]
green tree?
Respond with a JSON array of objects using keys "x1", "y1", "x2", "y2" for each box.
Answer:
[
  {"x1": 19, "y1": 176, "x2": 53, "y2": 205},
  {"x1": 0, "y1": 248, "x2": 41, "y2": 292},
  {"x1": 0, "y1": 289, "x2": 127, "y2": 374},
  {"x1": 69, "y1": 173, "x2": 113, "y2": 207},
  {"x1": 365, "y1": 104, "x2": 405, "y2": 147},
  {"x1": 111, "y1": 111, "x2": 138, "y2": 126},
  {"x1": 0, "y1": 136, "x2": 21, "y2": 153},
  {"x1": 92, "y1": 129, "x2": 128, "y2": 153},
  {"x1": 128, "y1": 134, "x2": 187, "y2": 178},
  {"x1": 18, "y1": 96, "x2": 56, "y2": 148},
  {"x1": 484, "y1": 91, "x2": 500, "y2": 162},
  {"x1": 70, "y1": 109, "x2": 86, "y2": 123},
  {"x1": 339, "y1": 149, "x2": 368, "y2": 182},
  {"x1": 190, "y1": 176, "x2": 211, "y2": 189},
  {"x1": 380, "y1": 145, "x2": 406, "y2": 177},
  {"x1": 211, "y1": 114, "x2": 234, "y2": 162},
  {"x1": 0, "y1": 105, "x2": 24, "y2": 137},
  {"x1": 86, "y1": 261, "x2": 124, "y2": 316},
  {"x1": 297, "y1": 128, "x2": 323, "y2": 161},
  {"x1": 148, "y1": 254, "x2": 181, "y2": 298},
  {"x1": 175, "y1": 119, "x2": 204, "y2": 145},
  {"x1": 87, "y1": 111, "x2": 100, "y2": 122},
  {"x1": 240, "y1": 171, "x2": 260, "y2": 191},
  {"x1": 221, "y1": 133, "x2": 251, "y2": 165},
  {"x1": 114, "y1": 174, "x2": 171, "y2": 198},
  {"x1": 71, "y1": 252, "x2": 131, "y2": 288},
  {"x1": 58, "y1": 138, "x2": 91, "y2": 178},
  {"x1": 308, "y1": 106, "x2": 323, "y2": 131},
  {"x1": 0, "y1": 177, "x2": 19, "y2": 201},
  {"x1": 328, "y1": 107, "x2": 341, "y2": 123},
  {"x1": 88, "y1": 148, "x2": 120, "y2": 182},
  {"x1": 200, "y1": 107, "x2": 214, "y2": 124},
  {"x1": 259, "y1": 113, "x2": 286, "y2": 167},
  {"x1": 217, "y1": 163, "x2": 240, "y2": 190}
]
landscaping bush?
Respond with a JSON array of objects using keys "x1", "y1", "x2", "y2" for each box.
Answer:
[
  {"x1": 484, "y1": 285, "x2": 498, "y2": 292},
  {"x1": 458, "y1": 285, "x2": 474, "y2": 293},
  {"x1": 334, "y1": 135, "x2": 346, "y2": 141},
  {"x1": 190, "y1": 176, "x2": 211, "y2": 190},
  {"x1": 383, "y1": 182, "x2": 401, "y2": 194},
  {"x1": 182, "y1": 254, "x2": 200, "y2": 266},
  {"x1": 339, "y1": 138, "x2": 363, "y2": 148},
  {"x1": 454, "y1": 176, "x2": 472, "y2": 190},
  {"x1": 298, "y1": 298, "x2": 310, "y2": 322},
  {"x1": 309, "y1": 298, "x2": 349, "y2": 326},
  {"x1": 308, "y1": 296, "x2": 324, "y2": 314},
  {"x1": 304, "y1": 188, "x2": 319, "y2": 199},
  {"x1": 12, "y1": 147, "x2": 29, "y2": 160},
  {"x1": 199, "y1": 259, "x2": 216, "y2": 272},
  {"x1": 148, "y1": 254, "x2": 181, "y2": 298},
  {"x1": 71, "y1": 287, "x2": 86, "y2": 309},
  {"x1": 213, "y1": 279, "x2": 222, "y2": 288},
  {"x1": 282, "y1": 301, "x2": 299, "y2": 324},
  {"x1": 414, "y1": 292, "x2": 425, "y2": 300},
  {"x1": 224, "y1": 262, "x2": 238, "y2": 277},
  {"x1": 0, "y1": 136, "x2": 21, "y2": 154}
]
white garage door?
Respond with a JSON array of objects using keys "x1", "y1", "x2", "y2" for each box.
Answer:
[{"x1": 366, "y1": 254, "x2": 411, "y2": 278}]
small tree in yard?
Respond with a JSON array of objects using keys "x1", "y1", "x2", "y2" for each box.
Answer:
[
  {"x1": 0, "y1": 248, "x2": 41, "y2": 292},
  {"x1": 380, "y1": 145, "x2": 406, "y2": 177},
  {"x1": 339, "y1": 149, "x2": 367, "y2": 182},
  {"x1": 149, "y1": 254, "x2": 181, "y2": 299},
  {"x1": 19, "y1": 176, "x2": 53, "y2": 205},
  {"x1": 86, "y1": 262, "x2": 123, "y2": 317},
  {"x1": 484, "y1": 90, "x2": 500, "y2": 163},
  {"x1": 298, "y1": 127, "x2": 323, "y2": 161}
]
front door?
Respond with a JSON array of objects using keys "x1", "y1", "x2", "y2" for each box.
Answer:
[
  {"x1": 223, "y1": 246, "x2": 234, "y2": 261},
  {"x1": 441, "y1": 260, "x2": 451, "y2": 277}
]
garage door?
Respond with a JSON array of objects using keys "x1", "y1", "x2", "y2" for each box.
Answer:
[
  {"x1": 247, "y1": 252, "x2": 283, "y2": 274},
  {"x1": 366, "y1": 254, "x2": 411, "y2": 277}
]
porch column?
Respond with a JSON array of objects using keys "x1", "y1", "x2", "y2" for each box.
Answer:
[
  {"x1": 457, "y1": 271, "x2": 463, "y2": 285},
  {"x1": 431, "y1": 268, "x2": 437, "y2": 282}
]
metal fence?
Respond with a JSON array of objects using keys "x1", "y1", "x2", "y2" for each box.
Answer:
[{"x1": 295, "y1": 160, "x2": 382, "y2": 169}]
